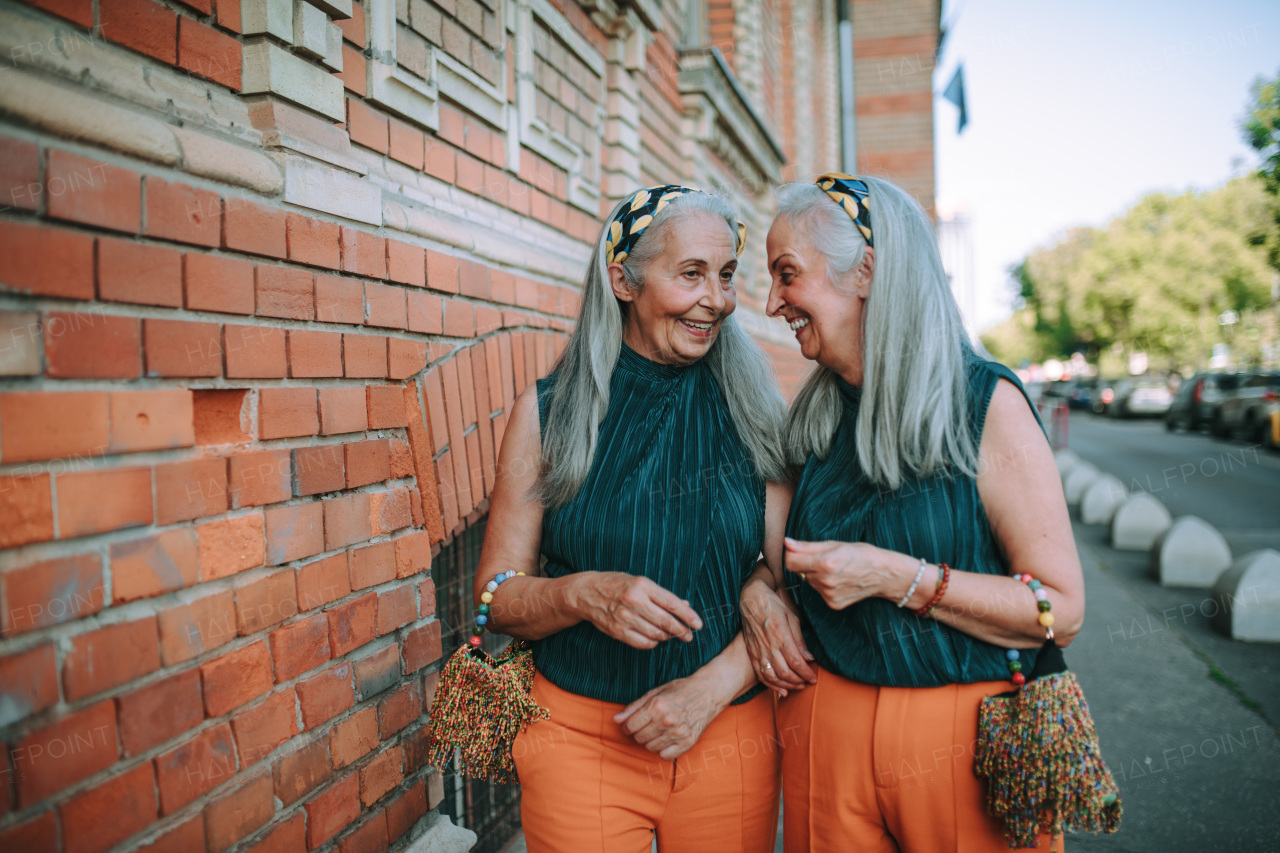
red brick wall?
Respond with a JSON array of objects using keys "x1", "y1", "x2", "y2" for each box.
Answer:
[
  {"x1": 0, "y1": 166, "x2": 574, "y2": 851},
  {"x1": 0, "y1": 3, "x2": 578, "y2": 849},
  {"x1": 851, "y1": 0, "x2": 940, "y2": 215}
]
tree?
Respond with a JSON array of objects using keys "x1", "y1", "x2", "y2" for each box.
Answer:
[
  {"x1": 1240, "y1": 68, "x2": 1280, "y2": 364},
  {"x1": 989, "y1": 180, "x2": 1272, "y2": 371}
]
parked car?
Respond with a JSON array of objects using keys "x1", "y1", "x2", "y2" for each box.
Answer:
[
  {"x1": 1068, "y1": 377, "x2": 1100, "y2": 410},
  {"x1": 1093, "y1": 378, "x2": 1121, "y2": 416},
  {"x1": 1110, "y1": 377, "x2": 1173, "y2": 418},
  {"x1": 1042, "y1": 379, "x2": 1078, "y2": 402},
  {"x1": 1165, "y1": 371, "x2": 1246, "y2": 432},
  {"x1": 1211, "y1": 371, "x2": 1280, "y2": 442}
]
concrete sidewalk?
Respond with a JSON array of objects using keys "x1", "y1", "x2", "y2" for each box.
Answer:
[
  {"x1": 1064, "y1": 519, "x2": 1280, "y2": 850},
  {"x1": 502, "y1": 518, "x2": 1280, "y2": 852}
]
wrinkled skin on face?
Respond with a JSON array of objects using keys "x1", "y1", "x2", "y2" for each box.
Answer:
[{"x1": 610, "y1": 213, "x2": 740, "y2": 365}]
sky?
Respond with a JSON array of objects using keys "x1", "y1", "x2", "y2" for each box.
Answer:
[{"x1": 932, "y1": 0, "x2": 1280, "y2": 333}]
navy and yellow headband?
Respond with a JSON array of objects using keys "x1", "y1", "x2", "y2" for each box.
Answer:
[
  {"x1": 815, "y1": 173, "x2": 873, "y2": 247},
  {"x1": 604, "y1": 185, "x2": 747, "y2": 265}
]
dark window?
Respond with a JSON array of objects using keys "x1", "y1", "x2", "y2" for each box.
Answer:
[{"x1": 431, "y1": 518, "x2": 523, "y2": 853}]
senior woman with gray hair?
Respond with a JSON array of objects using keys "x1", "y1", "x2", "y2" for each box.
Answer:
[
  {"x1": 740, "y1": 175, "x2": 1086, "y2": 852},
  {"x1": 472, "y1": 186, "x2": 788, "y2": 852}
]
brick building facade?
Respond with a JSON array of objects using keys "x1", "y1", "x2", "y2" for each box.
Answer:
[{"x1": 0, "y1": 0, "x2": 938, "y2": 850}]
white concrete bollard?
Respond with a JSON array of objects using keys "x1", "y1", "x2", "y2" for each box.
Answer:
[
  {"x1": 1110, "y1": 492, "x2": 1172, "y2": 551},
  {"x1": 1148, "y1": 515, "x2": 1232, "y2": 587},
  {"x1": 1054, "y1": 449, "x2": 1081, "y2": 479},
  {"x1": 1080, "y1": 475, "x2": 1127, "y2": 525},
  {"x1": 405, "y1": 814, "x2": 478, "y2": 852},
  {"x1": 1211, "y1": 549, "x2": 1280, "y2": 642},
  {"x1": 1062, "y1": 461, "x2": 1100, "y2": 505}
]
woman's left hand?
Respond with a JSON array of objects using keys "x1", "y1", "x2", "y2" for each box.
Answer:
[
  {"x1": 783, "y1": 538, "x2": 897, "y2": 611},
  {"x1": 613, "y1": 676, "x2": 726, "y2": 760}
]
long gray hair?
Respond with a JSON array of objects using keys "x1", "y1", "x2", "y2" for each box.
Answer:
[
  {"x1": 539, "y1": 191, "x2": 787, "y2": 508},
  {"x1": 778, "y1": 177, "x2": 978, "y2": 490}
]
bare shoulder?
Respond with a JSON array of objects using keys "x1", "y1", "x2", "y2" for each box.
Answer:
[
  {"x1": 496, "y1": 385, "x2": 544, "y2": 470},
  {"x1": 980, "y1": 378, "x2": 1047, "y2": 462}
]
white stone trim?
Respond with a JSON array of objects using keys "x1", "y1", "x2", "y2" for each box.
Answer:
[
  {"x1": 242, "y1": 41, "x2": 346, "y2": 121},
  {"x1": 241, "y1": 0, "x2": 294, "y2": 41},
  {"x1": 367, "y1": 0, "x2": 441, "y2": 129},
  {"x1": 512, "y1": 0, "x2": 603, "y2": 213},
  {"x1": 436, "y1": 51, "x2": 508, "y2": 129},
  {"x1": 280, "y1": 152, "x2": 382, "y2": 223},
  {"x1": 366, "y1": 0, "x2": 510, "y2": 134}
]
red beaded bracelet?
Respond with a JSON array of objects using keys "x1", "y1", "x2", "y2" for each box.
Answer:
[{"x1": 913, "y1": 562, "x2": 950, "y2": 618}]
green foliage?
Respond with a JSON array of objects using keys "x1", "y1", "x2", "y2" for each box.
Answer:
[
  {"x1": 1241, "y1": 68, "x2": 1280, "y2": 271},
  {"x1": 996, "y1": 179, "x2": 1273, "y2": 370}
]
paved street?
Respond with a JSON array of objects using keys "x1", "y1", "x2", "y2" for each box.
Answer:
[{"x1": 1065, "y1": 411, "x2": 1280, "y2": 553}]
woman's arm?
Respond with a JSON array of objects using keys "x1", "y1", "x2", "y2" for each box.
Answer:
[
  {"x1": 616, "y1": 481, "x2": 814, "y2": 757},
  {"x1": 476, "y1": 387, "x2": 703, "y2": 647},
  {"x1": 783, "y1": 379, "x2": 1086, "y2": 648},
  {"x1": 740, "y1": 481, "x2": 816, "y2": 693},
  {"x1": 613, "y1": 632, "x2": 758, "y2": 759}
]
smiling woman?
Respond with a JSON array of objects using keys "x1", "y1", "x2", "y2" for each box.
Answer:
[{"x1": 464, "y1": 186, "x2": 790, "y2": 853}]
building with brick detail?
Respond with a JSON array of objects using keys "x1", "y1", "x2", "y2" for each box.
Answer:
[{"x1": 0, "y1": 0, "x2": 938, "y2": 850}]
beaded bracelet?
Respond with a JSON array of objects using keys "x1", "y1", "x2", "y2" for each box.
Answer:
[
  {"x1": 912, "y1": 562, "x2": 950, "y2": 618},
  {"x1": 896, "y1": 558, "x2": 928, "y2": 607},
  {"x1": 1004, "y1": 573, "x2": 1054, "y2": 688},
  {"x1": 469, "y1": 570, "x2": 526, "y2": 648}
]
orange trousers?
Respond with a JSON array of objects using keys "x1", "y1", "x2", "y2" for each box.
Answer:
[
  {"x1": 514, "y1": 671, "x2": 781, "y2": 853},
  {"x1": 777, "y1": 665, "x2": 1065, "y2": 853}
]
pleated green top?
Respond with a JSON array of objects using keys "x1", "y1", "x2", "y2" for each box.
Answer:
[
  {"x1": 534, "y1": 343, "x2": 767, "y2": 705},
  {"x1": 783, "y1": 349, "x2": 1047, "y2": 687}
]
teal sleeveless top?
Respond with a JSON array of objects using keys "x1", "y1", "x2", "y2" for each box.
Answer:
[
  {"x1": 534, "y1": 343, "x2": 767, "y2": 704},
  {"x1": 783, "y1": 349, "x2": 1047, "y2": 687}
]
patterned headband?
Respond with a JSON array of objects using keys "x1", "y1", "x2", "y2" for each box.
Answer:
[
  {"x1": 815, "y1": 173, "x2": 874, "y2": 247},
  {"x1": 604, "y1": 185, "x2": 747, "y2": 265}
]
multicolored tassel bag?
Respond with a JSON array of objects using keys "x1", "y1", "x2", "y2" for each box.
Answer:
[
  {"x1": 974, "y1": 630, "x2": 1123, "y2": 847},
  {"x1": 426, "y1": 571, "x2": 549, "y2": 784}
]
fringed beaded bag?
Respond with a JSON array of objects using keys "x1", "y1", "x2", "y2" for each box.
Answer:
[
  {"x1": 426, "y1": 571, "x2": 549, "y2": 784},
  {"x1": 973, "y1": 574, "x2": 1122, "y2": 848}
]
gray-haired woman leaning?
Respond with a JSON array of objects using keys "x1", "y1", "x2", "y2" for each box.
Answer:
[
  {"x1": 474, "y1": 186, "x2": 789, "y2": 852},
  {"x1": 740, "y1": 174, "x2": 1084, "y2": 852}
]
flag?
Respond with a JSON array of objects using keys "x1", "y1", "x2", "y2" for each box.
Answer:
[{"x1": 942, "y1": 65, "x2": 968, "y2": 133}]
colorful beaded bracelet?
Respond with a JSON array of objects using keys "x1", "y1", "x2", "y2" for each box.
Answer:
[
  {"x1": 1004, "y1": 572, "x2": 1054, "y2": 688},
  {"x1": 912, "y1": 562, "x2": 950, "y2": 618},
  {"x1": 469, "y1": 570, "x2": 526, "y2": 647}
]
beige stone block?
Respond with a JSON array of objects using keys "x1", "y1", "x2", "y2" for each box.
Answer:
[
  {"x1": 294, "y1": 0, "x2": 330, "y2": 58},
  {"x1": 242, "y1": 0, "x2": 294, "y2": 40},
  {"x1": 409, "y1": 0, "x2": 443, "y2": 42},
  {"x1": 307, "y1": 0, "x2": 353, "y2": 19},
  {"x1": 173, "y1": 126, "x2": 285, "y2": 195},
  {"x1": 282, "y1": 153, "x2": 382, "y2": 224},
  {"x1": 0, "y1": 313, "x2": 41, "y2": 377},
  {"x1": 0, "y1": 71, "x2": 180, "y2": 165},
  {"x1": 242, "y1": 42, "x2": 345, "y2": 121},
  {"x1": 322, "y1": 22, "x2": 344, "y2": 71}
]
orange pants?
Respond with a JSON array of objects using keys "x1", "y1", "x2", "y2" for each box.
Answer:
[
  {"x1": 777, "y1": 665, "x2": 1065, "y2": 853},
  {"x1": 515, "y1": 671, "x2": 781, "y2": 853}
]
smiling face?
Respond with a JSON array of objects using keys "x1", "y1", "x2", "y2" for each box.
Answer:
[
  {"x1": 765, "y1": 216, "x2": 874, "y2": 383},
  {"x1": 610, "y1": 212, "x2": 739, "y2": 365}
]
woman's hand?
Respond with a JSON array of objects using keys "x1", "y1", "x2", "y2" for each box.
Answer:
[
  {"x1": 783, "y1": 538, "x2": 902, "y2": 611},
  {"x1": 613, "y1": 676, "x2": 725, "y2": 760},
  {"x1": 569, "y1": 573, "x2": 703, "y2": 650},
  {"x1": 740, "y1": 575, "x2": 816, "y2": 696}
]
